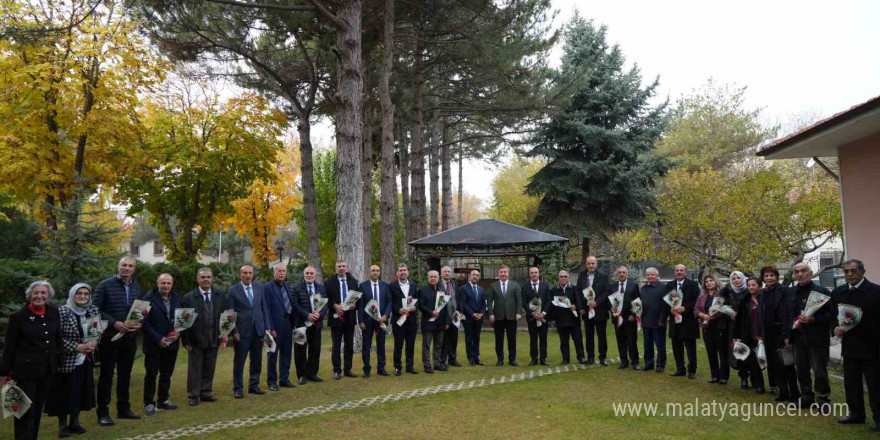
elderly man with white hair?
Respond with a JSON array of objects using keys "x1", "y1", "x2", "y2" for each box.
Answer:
[
  {"x1": 640, "y1": 268, "x2": 668, "y2": 373},
  {"x1": 787, "y1": 262, "x2": 833, "y2": 410}
]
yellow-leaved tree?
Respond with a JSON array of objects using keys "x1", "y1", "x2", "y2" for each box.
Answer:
[
  {"x1": 489, "y1": 158, "x2": 544, "y2": 226},
  {"x1": 226, "y1": 141, "x2": 302, "y2": 268}
]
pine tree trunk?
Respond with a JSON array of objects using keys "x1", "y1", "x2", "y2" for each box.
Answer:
[
  {"x1": 333, "y1": 0, "x2": 365, "y2": 281},
  {"x1": 441, "y1": 120, "x2": 451, "y2": 231},
  {"x1": 361, "y1": 51, "x2": 373, "y2": 273},
  {"x1": 457, "y1": 145, "x2": 463, "y2": 226},
  {"x1": 399, "y1": 123, "x2": 411, "y2": 243},
  {"x1": 428, "y1": 100, "x2": 440, "y2": 236},
  {"x1": 379, "y1": 0, "x2": 397, "y2": 281},
  {"x1": 409, "y1": 32, "x2": 427, "y2": 242},
  {"x1": 298, "y1": 119, "x2": 323, "y2": 280},
  {"x1": 581, "y1": 236, "x2": 590, "y2": 271}
]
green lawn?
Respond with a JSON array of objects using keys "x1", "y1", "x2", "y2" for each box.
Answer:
[{"x1": 1, "y1": 325, "x2": 870, "y2": 439}]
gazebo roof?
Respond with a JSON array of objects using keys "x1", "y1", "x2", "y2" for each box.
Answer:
[{"x1": 409, "y1": 218, "x2": 568, "y2": 247}]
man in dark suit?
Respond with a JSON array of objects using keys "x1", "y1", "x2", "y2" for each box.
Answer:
[
  {"x1": 548, "y1": 271, "x2": 585, "y2": 365},
  {"x1": 142, "y1": 273, "x2": 181, "y2": 416},
  {"x1": 181, "y1": 268, "x2": 226, "y2": 407},
  {"x1": 325, "y1": 260, "x2": 360, "y2": 380},
  {"x1": 609, "y1": 266, "x2": 640, "y2": 370},
  {"x1": 666, "y1": 264, "x2": 700, "y2": 379},
  {"x1": 390, "y1": 264, "x2": 419, "y2": 375},
  {"x1": 577, "y1": 256, "x2": 609, "y2": 366},
  {"x1": 264, "y1": 263, "x2": 296, "y2": 390},
  {"x1": 832, "y1": 259, "x2": 880, "y2": 431},
  {"x1": 440, "y1": 266, "x2": 462, "y2": 367},
  {"x1": 460, "y1": 270, "x2": 486, "y2": 366},
  {"x1": 786, "y1": 262, "x2": 833, "y2": 410},
  {"x1": 292, "y1": 266, "x2": 326, "y2": 385},
  {"x1": 93, "y1": 257, "x2": 143, "y2": 425},
  {"x1": 639, "y1": 267, "x2": 669, "y2": 373},
  {"x1": 523, "y1": 267, "x2": 552, "y2": 366},
  {"x1": 227, "y1": 265, "x2": 272, "y2": 398},
  {"x1": 487, "y1": 265, "x2": 522, "y2": 366},
  {"x1": 419, "y1": 270, "x2": 450, "y2": 373},
  {"x1": 358, "y1": 265, "x2": 392, "y2": 377}
]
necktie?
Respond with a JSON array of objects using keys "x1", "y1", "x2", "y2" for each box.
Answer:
[
  {"x1": 341, "y1": 278, "x2": 348, "y2": 301},
  {"x1": 204, "y1": 292, "x2": 211, "y2": 305},
  {"x1": 446, "y1": 282, "x2": 451, "y2": 295},
  {"x1": 502, "y1": 282, "x2": 507, "y2": 297},
  {"x1": 373, "y1": 283, "x2": 379, "y2": 310},
  {"x1": 678, "y1": 282, "x2": 682, "y2": 291},
  {"x1": 308, "y1": 283, "x2": 314, "y2": 296},
  {"x1": 281, "y1": 284, "x2": 292, "y2": 314},
  {"x1": 533, "y1": 283, "x2": 538, "y2": 294},
  {"x1": 246, "y1": 285, "x2": 253, "y2": 306},
  {"x1": 473, "y1": 284, "x2": 479, "y2": 301},
  {"x1": 308, "y1": 284, "x2": 314, "y2": 311},
  {"x1": 619, "y1": 282, "x2": 624, "y2": 293}
]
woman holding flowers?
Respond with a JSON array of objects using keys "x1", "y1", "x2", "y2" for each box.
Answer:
[
  {"x1": 695, "y1": 275, "x2": 732, "y2": 385},
  {"x1": 45, "y1": 283, "x2": 99, "y2": 437},
  {"x1": 733, "y1": 277, "x2": 765, "y2": 394},
  {"x1": 0, "y1": 281, "x2": 63, "y2": 440}
]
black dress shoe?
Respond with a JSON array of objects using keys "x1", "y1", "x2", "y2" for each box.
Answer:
[
  {"x1": 234, "y1": 390, "x2": 244, "y2": 399},
  {"x1": 709, "y1": 378, "x2": 719, "y2": 384},
  {"x1": 539, "y1": 359, "x2": 550, "y2": 366},
  {"x1": 269, "y1": 384, "x2": 280, "y2": 391},
  {"x1": 395, "y1": 368, "x2": 402, "y2": 376},
  {"x1": 377, "y1": 369, "x2": 389, "y2": 376},
  {"x1": 741, "y1": 379, "x2": 750, "y2": 389},
  {"x1": 298, "y1": 377, "x2": 308, "y2": 385},
  {"x1": 118, "y1": 410, "x2": 141, "y2": 419},
  {"x1": 249, "y1": 387, "x2": 266, "y2": 395},
  {"x1": 363, "y1": 371, "x2": 371, "y2": 378},
  {"x1": 280, "y1": 380, "x2": 296, "y2": 388},
  {"x1": 59, "y1": 425, "x2": 71, "y2": 438},
  {"x1": 617, "y1": 362, "x2": 629, "y2": 370},
  {"x1": 560, "y1": 360, "x2": 570, "y2": 365},
  {"x1": 656, "y1": 367, "x2": 665, "y2": 373},
  {"x1": 579, "y1": 359, "x2": 589, "y2": 365},
  {"x1": 871, "y1": 420, "x2": 880, "y2": 431},
  {"x1": 755, "y1": 387, "x2": 765, "y2": 394},
  {"x1": 496, "y1": 360, "x2": 505, "y2": 366},
  {"x1": 450, "y1": 361, "x2": 463, "y2": 367},
  {"x1": 719, "y1": 379, "x2": 728, "y2": 385},
  {"x1": 69, "y1": 425, "x2": 87, "y2": 435},
  {"x1": 838, "y1": 415, "x2": 865, "y2": 424},
  {"x1": 642, "y1": 365, "x2": 654, "y2": 372},
  {"x1": 424, "y1": 368, "x2": 434, "y2": 374},
  {"x1": 529, "y1": 359, "x2": 538, "y2": 366},
  {"x1": 436, "y1": 365, "x2": 449, "y2": 372},
  {"x1": 98, "y1": 415, "x2": 114, "y2": 426},
  {"x1": 308, "y1": 375, "x2": 324, "y2": 382},
  {"x1": 687, "y1": 373, "x2": 696, "y2": 380},
  {"x1": 469, "y1": 360, "x2": 476, "y2": 366},
  {"x1": 200, "y1": 395, "x2": 217, "y2": 403},
  {"x1": 600, "y1": 359, "x2": 608, "y2": 366},
  {"x1": 670, "y1": 370, "x2": 686, "y2": 377},
  {"x1": 333, "y1": 372, "x2": 342, "y2": 380},
  {"x1": 475, "y1": 360, "x2": 484, "y2": 366},
  {"x1": 770, "y1": 386, "x2": 780, "y2": 396},
  {"x1": 585, "y1": 358, "x2": 595, "y2": 365},
  {"x1": 406, "y1": 368, "x2": 418, "y2": 375},
  {"x1": 188, "y1": 397, "x2": 199, "y2": 407},
  {"x1": 344, "y1": 371, "x2": 357, "y2": 378},
  {"x1": 158, "y1": 401, "x2": 178, "y2": 410},
  {"x1": 632, "y1": 364, "x2": 641, "y2": 371},
  {"x1": 509, "y1": 360, "x2": 518, "y2": 367}
]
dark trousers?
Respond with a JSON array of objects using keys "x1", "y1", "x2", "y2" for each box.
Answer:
[
  {"x1": 527, "y1": 319, "x2": 548, "y2": 361},
  {"x1": 493, "y1": 319, "x2": 517, "y2": 362},
  {"x1": 187, "y1": 345, "x2": 218, "y2": 398},
  {"x1": 463, "y1": 319, "x2": 483, "y2": 362},
  {"x1": 614, "y1": 320, "x2": 639, "y2": 365},
  {"x1": 744, "y1": 338, "x2": 766, "y2": 388},
  {"x1": 97, "y1": 335, "x2": 136, "y2": 416},
  {"x1": 767, "y1": 332, "x2": 799, "y2": 398},
  {"x1": 557, "y1": 325, "x2": 585, "y2": 362},
  {"x1": 584, "y1": 318, "x2": 608, "y2": 360},
  {"x1": 422, "y1": 328, "x2": 445, "y2": 369},
  {"x1": 704, "y1": 326, "x2": 730, "y2": 380},
  {"x1": 331, "y1": 323, "x2": 355, "y2": 373},
  {"x1": 267, "y1": 320, "x2": 292, "y2": 385},
  {"x1": 441, "y1": 325, "x2": 459, "y2": 364},
  {"x1": 143, "y1": 347, "x2": 178, "y2": 405},
  {"x1": 843, "y1": 356, "x2": 880, "y2": 421},
  {"x1": 294, "y1": 326, "x2": 322, "y2": 378},
  {"x1": 393, "y1": 322, "x2": 417, "y2": 370},
  {"x1": 792, "y1": 334, "x2": 831, "y2": 402},
  {"x1": 361, "y1": 324, "x2": 386, "y2": 373},
  {"x1": 14, "y1": 377, "x2": 50, "y2": 440},
  {"x1": 643, "y1": 326, "x2": 667, "y2": 368},
  {"x1": 233, "y1": 334, "x2": 263, "y2": 391},
  {"x1": 671, "y1": 337, "x2": 697, "y2": 374}
]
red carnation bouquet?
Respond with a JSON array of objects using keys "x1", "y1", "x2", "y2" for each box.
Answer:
[
  {"x1": 170, "y1": 308, "x2": 197, "y2": 338},
  {"x1": 831, "y1": 304, "x2": 863, "y2": 346},
  {"x1": 111, "y1": 299, "x2": 151, "y2": 341},
  {"x1": 1, "y1": 378, "x2": 32, "y2": 420}
]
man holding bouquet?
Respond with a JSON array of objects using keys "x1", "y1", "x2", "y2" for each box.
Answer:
[
  {"x1": 358, "y1": 265, "x2": 392, "y2": 377},
  {"x1": 832, "y1": 259, "x2": 880, "y2": 430},
  {"x1": 390, "y1": 264, "x2": 419, "y2": 375},
  {"x1": 460, "y1": 270, "x2": 486, "y2": 366},
  {"x1": 666, "y1": 264, "x2": 700, "y2": 379},
  {"x1": 608, "y1": 266, "x2": 640, "y2": 370},
  {"x1": 325, "y1": 260, "x2": 361, "y2": 380},
  {"x1": 549, "y1": 271, "x2": 585, "y2": 365},
  {"x1": 419, "y1": 271, "x2": 450, "y2": 373},
  {"x1": 523, "y1": 267, "x2": 551, "y2": 366},
  {"x1": 181, "y1": 268, "x2": 226, "y2": 407},
  {"x1": 487, "y1": 266, "x2": 522, "y2": 366},
  {"x1": 440, "y1": 266, "x2": 463, "y2": 368},
  {"x1": 227, "y1": 265, "x2": 272, "y2": 398},
  {"x1": 292, "y1": 266, "x2": 327, "y2": 385},
  {"x1": 577, "y1": 256, "x2": 610, "y2": 366},
  {"x1": 786, "y1": 262, "x2": 833, "y2": 410},
  {"x1": 142, "y1": 273, "x2": 181, "y2": 415}
]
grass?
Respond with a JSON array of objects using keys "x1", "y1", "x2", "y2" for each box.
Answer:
[{"x1": 1, "y1": 324, "x2": 872, "y2": 439}]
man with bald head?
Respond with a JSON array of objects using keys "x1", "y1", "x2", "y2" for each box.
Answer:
[
  {"x1": 227, "y1": 265, "x2": 271, "y2": 398},
  {"x1": 666, "y1": 264, "x2": 700, "y2": 379},
  {"x1": 787, "y1": 262, "x2": 833, "y2": 409},
  {"x1": 292, "y1": 266, "x2": 327, "y2": 385},
  {"x1": 142, "y1": 273, "x2": 181, "y2": 415},
  {"x1": 358, "y1": 265, "x2": 391, "y2": 377},
  {"x1": 577, "y1": 256, "x2": 609, "y2": 366},
  {"x1": 608, "y1": 266, "x2": 640, "y2": 370},
  {"x1": 419, "y1": 270, "x2": 450, "y2": 373},
  {"x1": 440, "y1": 266, "x2": 463, "y2": 367}
]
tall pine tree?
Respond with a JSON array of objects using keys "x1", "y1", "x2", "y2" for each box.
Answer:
[{"x1": 526, "y1": 16, "x2": 671, "y2": 265}]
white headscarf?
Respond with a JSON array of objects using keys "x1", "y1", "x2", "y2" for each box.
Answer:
[
  {"x1": 728, "y1": 271, "x2": 746, "y2": 294},
  {"x1": 66, "y1": 283, "x2": 93, "y2": 317}
]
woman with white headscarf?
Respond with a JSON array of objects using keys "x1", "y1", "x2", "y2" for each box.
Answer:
[
  {"x1": 722, "y1": 271, "x2": 750, "y2": 390},
  {"x1": 45, "y1": 283, "x2": 99, "y2": 437}
]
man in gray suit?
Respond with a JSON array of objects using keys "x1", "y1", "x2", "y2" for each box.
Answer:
[
  {"x1": 440, "y1": 266, "x2": 462, "y2": 367},
  {"x1": 181, "y1": 268, "x2": 226, "y2": 407},
  {"x1": 487, "y1": 265, "x2": 522, "y2": 366},
  {"x1": 228, "y1": 265, "x2": 272, "y2": 398}
]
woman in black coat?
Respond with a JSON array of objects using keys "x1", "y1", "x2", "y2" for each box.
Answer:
[
  {"x1": 0, "y1": 281, "x2": 63, "y2": 440},
  {"x1": 733, "y1": 277, "x2": 765, "y2": 394},
  {"x1": 694, "y1": 275, "x2": 732, "y2": 384},
  {"x1": 721, "y1": 271, "x2": 749, "y2": 389},
  {"x1": 45, "y1": 283, "x2": 99, "y2": 437}
]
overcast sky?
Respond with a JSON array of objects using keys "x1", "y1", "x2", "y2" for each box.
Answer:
[{"x1": 316, "y1": 0, "x2": 880, "y2": 209}]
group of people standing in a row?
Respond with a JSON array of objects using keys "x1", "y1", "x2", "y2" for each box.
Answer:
[{"x1": 2, "y1": 256, "x2": 879, "y2": 440}]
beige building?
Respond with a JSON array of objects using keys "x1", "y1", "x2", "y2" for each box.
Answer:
[{"x1": 758, "y1": 95, "x2": 880, "y2": 273}]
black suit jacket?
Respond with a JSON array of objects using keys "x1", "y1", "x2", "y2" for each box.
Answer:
[
  {"x1": 831, "y1": 278, "x2": 880, "y2": 359},
  {"x1": 549, "y1": 285, "x2": 582, "y2": 328},
  {"x1": 418, "y1": 284, "x2": 450, "y2": 331},
  {"x1": 142, "y1": 288, "x2": 182, "y2": 352},
  {"x1": 522, "y1": 280, "x2": 552, "y2": 322},
  {"x1": 389, "y1": 280, "x2": 420, "y2": 327},
  {"x1": 606, "y1": 279, "x2": 640, "y2": 321},
  {"x1": 324, "y1": 273, "x2": 360, "y2": 328},
  {"x1": 460, "y1": 283, "x2": 487, "y2": 320},
  {"x1": 665, "y1": 278, "x2": 700, "y2": 340},
  {"x1": 181, "y1": 288, "x2": 227, "y2": 348},
  {"x1": 787, "y1": 282, "x2": 833, "y2": 347},
  {"x1": 578, "y1": 270, "x2": 610, "y2": 321}
]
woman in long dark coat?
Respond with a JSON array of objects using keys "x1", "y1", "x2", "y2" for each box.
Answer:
[
  {"x1": 45, "y1": 283, "x2": 99, "y2": 437},
  {"x1": 0, "y1": 281, "x2": 63, "y2": 440},
  {"x1": 733, "y1": 277, "x2": 766, "y2": 394},
  {"x1": 695, "y1": 275, "x2": 733, "y2": 384}
]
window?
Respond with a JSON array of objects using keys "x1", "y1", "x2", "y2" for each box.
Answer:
[
  {"x1": 129, "y1": 242, "x2": 140, "y2": 257},
  {"x1": 153, "y1": 241, "x2": 165, "y2": 256}
]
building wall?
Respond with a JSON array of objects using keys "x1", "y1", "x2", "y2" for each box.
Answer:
[
  {"x1": 120, "y1": 239, "x2": 254, "y2": 265},
  {"x1": 839, "y1": 131, "x2": 880, "y2": 274}
]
